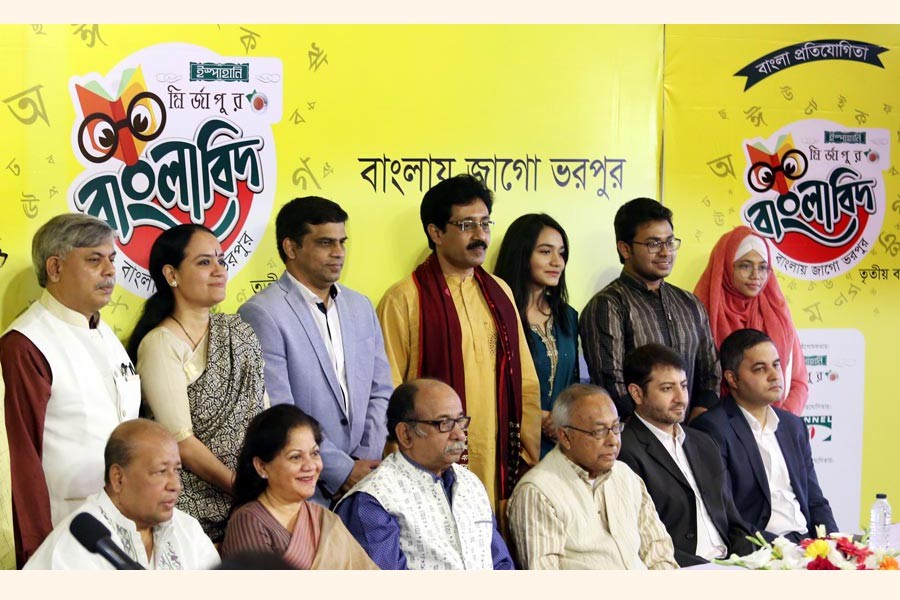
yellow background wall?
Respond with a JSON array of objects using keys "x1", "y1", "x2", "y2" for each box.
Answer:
[
  {"x1": 2, "y1": 24, "x2": 898, "y2": 568},
  {"x1": 663, "y1": 24, "x2": 900, "y2": 531}
]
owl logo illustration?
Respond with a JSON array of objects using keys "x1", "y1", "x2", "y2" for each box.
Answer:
[
  {"x1": 74, "y1": 66, "x2": 166, "y2": 165},
  {"x1": 745, "y1": 134, "x2": 808, "y2": 195}
]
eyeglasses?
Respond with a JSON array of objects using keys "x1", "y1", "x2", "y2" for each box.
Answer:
[
  {"x1": 630, "y1": 238, "x2": 681, "y2": 254},
  {"x1": 735, "y1": 263, "x2": 771, "y2": 277},
  {"x1": 563, "y1": 422, "x2": 625, "y2": 440},
  {"x1": 447, "y1": 219, "x2": 494, "y2": 233},
  {"x1": 77, "y1": 91, "x2": 166, "y2": 163},
  {"x1": 406, "y1": 415, "x2": 472, "y2": 433}
]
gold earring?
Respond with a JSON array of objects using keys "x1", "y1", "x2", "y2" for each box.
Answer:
[{"x1": 169, "y1": 280, "x2": 178, "y2": 288}]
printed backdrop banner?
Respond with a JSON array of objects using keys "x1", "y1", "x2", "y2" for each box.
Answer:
[
  {"x1": 0, "y1": 24, "x2": 663, "y2": 569},
  {"x1": 663, "y1": 25, "x2": 900, "y2": 531},
  {"x1": 67, "y1": 44, "x2": 283, "y2": 298},
  {"x1": 799, "y1": 329, "x2": 865, "y2": 533}
]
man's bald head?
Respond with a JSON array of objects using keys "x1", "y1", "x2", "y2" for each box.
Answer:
[
  {"x1": 551, "y1": 383, "x2": 614, "y2": 429},
  {"x1": 552, "y1": 384, "x2": 622, "y2": 478},
  {"x1": 104, "y1": 419, "x2": 175, "y2": 485},
  {"x1": 103, "y1": 419, "x2": 183, "y2": 531},
  {"x1": 386, "y1": 378, "x2": 453, "y2": 442},
  {"x1": 386, "y1": 378, "x2": 467, "y2": 476}
]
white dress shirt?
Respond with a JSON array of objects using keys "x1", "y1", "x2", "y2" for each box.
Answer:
[
  {"x1": 287, "y1": 272, "x2": 349, "y2": 416},
  {"x1": 737, "y1": 404, "x2": 807, "y2": 536},
  {"x1": 635, "y1": 415, "x2": 727, "y2": 560}
]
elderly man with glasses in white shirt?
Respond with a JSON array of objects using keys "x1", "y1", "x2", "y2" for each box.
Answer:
[{"x1": 507, "y1": 383, "x2": 678, "y2": 570}]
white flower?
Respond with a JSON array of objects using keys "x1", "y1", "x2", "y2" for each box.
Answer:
[
  {"x1": 737, "y1": 546, "x2": 774, "y2": 570},
  {"x1": 769, "y1": 537, "x2": 807, "y2": 568}
]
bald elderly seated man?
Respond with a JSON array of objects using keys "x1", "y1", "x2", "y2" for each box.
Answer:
[
  {"x1": 507, "y1": 384, "x2": 678, "y2": 570},
  {"x1": 335, "y1": 378, "x2": 514, "y2": 570},
  {"x1": 25, "y1": 419, "x2": 219, "y2": 570}
]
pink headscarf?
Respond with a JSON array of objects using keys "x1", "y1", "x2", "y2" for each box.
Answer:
[{"x1": 694, "y1": 226, "x2": 806, "y2": 412}]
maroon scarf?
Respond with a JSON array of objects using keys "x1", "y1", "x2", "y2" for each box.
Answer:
[{"x1": 412, "y1": 253, "x2": 524, "y2": 499}]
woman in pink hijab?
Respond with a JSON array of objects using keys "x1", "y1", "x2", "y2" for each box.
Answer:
[{"x1": 694, "y1": 226, "x2": 808, "y2": 415}]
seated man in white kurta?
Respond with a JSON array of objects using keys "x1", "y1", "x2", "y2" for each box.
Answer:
[
  {"x1": 335, "y1": 379, "x2": 514, "y2": 569},
  {"x1": 507, "y1": 384, "x2": 678, "y2": 570},
  {"x1": 0, "y1": 214, "x2": 141, "y2": 567},
  {"x1": 25, "y1": 419, "x2": 218, "y2": 570}
]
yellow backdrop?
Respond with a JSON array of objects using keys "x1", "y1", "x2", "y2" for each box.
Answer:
[
  {"x1": 0, "y1": 24, "x2": 663, "y2": 568},
  {"x1": 663, "y1": 24, "x2": 900, "y2": 533},
  {"x1": 4, "y1": 24, "x2": 898, "y2": 571}
]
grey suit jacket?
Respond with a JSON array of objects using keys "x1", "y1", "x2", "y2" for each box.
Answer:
[{"x1": 238, "y1": 272, "x2": 393, "y2": 505}]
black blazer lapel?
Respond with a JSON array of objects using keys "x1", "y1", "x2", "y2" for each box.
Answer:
[
  {"x1": 723, "y1": 398, "x2": 771, "y2": 503},
  {"x1": 630, "y1": 417, "x2": 692, "y2": 489},
  {"x1": 682, "y1": 433, "x2": 728, "y2": 541}
]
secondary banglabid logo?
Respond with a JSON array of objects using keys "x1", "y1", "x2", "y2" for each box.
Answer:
[
  {"x1": 67, "y1": 43, "x2": 283, "y2": 298},
  {"x1": 740, "y1": 119, "x2": 889, "y2": 280}
]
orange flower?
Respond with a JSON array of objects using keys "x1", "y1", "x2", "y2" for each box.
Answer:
[{"x1": 879, "y1": 556, "x2": 899, "y2": 570}]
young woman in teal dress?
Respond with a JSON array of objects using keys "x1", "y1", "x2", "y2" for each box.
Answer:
[{"x1": 495, "y1": 213, "x2": 580, "y2": 458}]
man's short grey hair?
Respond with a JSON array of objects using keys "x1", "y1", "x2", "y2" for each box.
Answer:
[
  {"x1": 551, "y1": 383, "x2": 612, "y2": 428},
  {"x1": 32, "y1": 214, "x2": 114, "y2": 287}
]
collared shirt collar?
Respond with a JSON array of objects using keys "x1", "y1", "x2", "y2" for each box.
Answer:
[
  {"x1": 738, "y1": 403, "x2": 780, "y2": 435},
  {"x1": 559, "y1": 448, "x2": 613, "y2": 488},
  {"x1": 399, "y1": 451, "x2": 456, "y2": 500},
  {"x1": 618, "y1": 269, "x2": 667, "y2": 295},
  {"x1": 286, "y1": 271, "x2": 340, "y2": 307},
  {"x1": 40, "y1": 289, "x2": 100, "y2": 329},
  {"x1": 96, "y1": 488, "x2": 175, "y2": 549},
  {"x1": 635, "y1": 413, "x2": 685, "y2": 447}
]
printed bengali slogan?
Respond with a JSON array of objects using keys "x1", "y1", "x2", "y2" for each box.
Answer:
[{"x1": 358, "y1": 153, "x2": 626, "y2": 197}]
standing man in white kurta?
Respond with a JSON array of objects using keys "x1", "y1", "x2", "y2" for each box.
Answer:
[{"x1": 0, "y1": 214, "x2": 141, "y2": 568}]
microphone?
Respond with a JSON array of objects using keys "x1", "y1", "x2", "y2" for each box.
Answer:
[{"x1": 69, "y1": 512, "x2": 145, "y2": 570}]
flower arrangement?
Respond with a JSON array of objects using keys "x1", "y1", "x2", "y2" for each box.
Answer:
[{"x1": 716, "y1": 527, "x2": 900, "y2": 570}]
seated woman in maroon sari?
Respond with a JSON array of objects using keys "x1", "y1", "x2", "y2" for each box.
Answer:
[{"x1": 221, "y1": 405, "x2": 377, "y2": 569}]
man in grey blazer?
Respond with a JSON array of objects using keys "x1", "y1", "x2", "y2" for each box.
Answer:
[{"x1": 238, "y1": 196, "x2": 393, "y2": 506}]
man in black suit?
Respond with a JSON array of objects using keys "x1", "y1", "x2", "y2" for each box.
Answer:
[
  {"x1": 618, "y1": 343, "x2": 754, "y2": 566},
  {"x1": 691, "y1": 329, "x2": 837, "y2": 542}
]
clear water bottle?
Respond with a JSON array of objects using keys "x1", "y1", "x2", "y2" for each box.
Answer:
[{"x1": 868, "y1": 493, "x2": 892, "y2": 550}]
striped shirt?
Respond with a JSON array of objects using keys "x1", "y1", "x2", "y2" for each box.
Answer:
[
  {"x1": 507, "y1": 449, "x2": 678, "y2": 570},
  {"x1": 579, "y1": 270, "x2": 721, "y2": 418}
]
